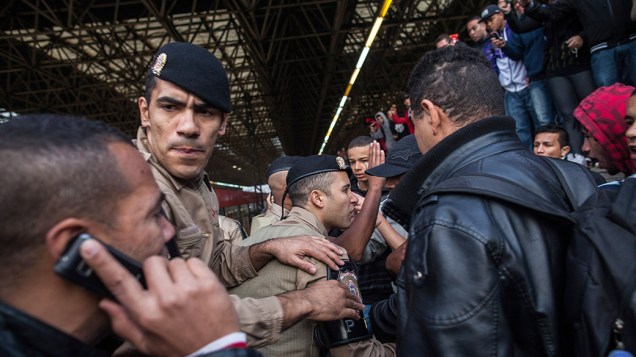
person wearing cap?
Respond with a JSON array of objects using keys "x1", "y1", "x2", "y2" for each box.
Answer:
[
  {"x1": 250, "y1": 156, "x2": 301, "y2": 235},
  {"x1": 497, "y1": 0, "x2": 557, "y2": 136},
  {"x1": 136, "y1": 42, "x2": 361, "y2": 347},
  {"x1": 230, "y1": 155, "x2": 396, "y2": 357},
  {"x1": 480, "y1": 3, "x2": 536, "y2": 149},
  {"x1": 378, "y1": 45, "x2": 596, "y2": 355},
  {"x1": 574, "y1": 83, "x2": 636, "y2": 179}
]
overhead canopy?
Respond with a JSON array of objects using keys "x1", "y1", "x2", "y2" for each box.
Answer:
[{"x1": 0, "y1": 0, "x2": 490, "y2": 186}]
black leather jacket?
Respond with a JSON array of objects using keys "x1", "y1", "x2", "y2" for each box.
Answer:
[
  {"x1": 381, "y1": 117, "x2": 593, "y2": 356},
  {"x1": 0, "y1": 301, "x2": 262, "y2": 357}
]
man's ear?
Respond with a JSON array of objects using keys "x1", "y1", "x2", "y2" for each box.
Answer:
[
  {"x1": 44, "y1": 218, "x2": 91, "y2": 261},
  {"x1": 218, "y1": 113, "x2": 228, "y2": 136},
  {"x1": 561, "y1": 145, "x2": 571, "y2": 158},
  {"x1": 421, "y1": 99, "x2": 442, "y2": 133},
  {"x1": 309, "y1": 190, "x2": 325, "y2": 209},
  {"x1": 139, "y1": 96, "x2": 151, "y2": 129}
]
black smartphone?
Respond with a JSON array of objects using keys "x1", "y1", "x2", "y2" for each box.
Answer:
[
  {"x1": 54, "y1": 233, "x2": 146, "y2": 300},
  {"x1": 491, "y1": 32, "x2": 501, "y2": 40}
]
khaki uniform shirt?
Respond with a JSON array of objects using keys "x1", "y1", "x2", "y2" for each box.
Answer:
[
  {"x1": 231, "y1": 207, "x2": 395, "y2": 357},
  {"x1": 219, "y1": 215, "x2": 246, "y2": 245},
  {"x1": 135, "y1": 128, "x2": 283, "y2": 347},
  {"x1": 249, "y1": 203, "x2": 287, "y2": 235}
]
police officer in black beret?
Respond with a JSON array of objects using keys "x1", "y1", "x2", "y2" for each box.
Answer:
[
  {"x1": 231, "y1": 155, "x2": 396, "y2": 356},
  {"x1": 133, "y1": 42, "x2": 363, "y2": 348}
]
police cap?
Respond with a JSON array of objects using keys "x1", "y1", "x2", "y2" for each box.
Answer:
[
  {"x1": 147, "y1": 42, "x2": 232, "y2": 113},
  {"x1": 266, "y1": 156, "x2": 302, "y2": 180},
  {"x1": 286, "y1": 155, "x2": 348, "y2": 190}
]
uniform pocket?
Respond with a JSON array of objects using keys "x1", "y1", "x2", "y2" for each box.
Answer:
[{"x1": 177, "y1": 225, "x2": 205, "y2": 259}]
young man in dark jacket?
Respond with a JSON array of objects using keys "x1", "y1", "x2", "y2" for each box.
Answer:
[{"x1": 383, "y1": 45, "x2": 596, "y2": 356}]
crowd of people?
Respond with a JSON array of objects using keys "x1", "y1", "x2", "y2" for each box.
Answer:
[
  {"x1": 421, "y1": 0, "x2": 636, "y2": 165},
  {"x1": 1, "y1": 1, "x2": 636, "y2": 356}
]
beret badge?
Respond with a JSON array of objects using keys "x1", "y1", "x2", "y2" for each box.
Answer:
[
  {"x1": 336, "y1": 156, "x2": 346, "y2": 170},
  {"x1": 152, "y1": 53, "x2": 167, "y2": 76}
]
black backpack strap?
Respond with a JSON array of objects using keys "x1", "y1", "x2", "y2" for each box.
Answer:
[
  {"x1": 611, "y1": 178, "x2": 636, "y2": 319},
  {"x1": 540, "y1": 157, "x2": 598, "y2": 210}
]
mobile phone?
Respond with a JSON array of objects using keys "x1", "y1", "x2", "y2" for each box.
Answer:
[
  {"x1": 54, "y1": 233, "x2": 146, "y2": 300},
  {"x1": 327, "y1": 261, "x2": 362, "y2": 303},
  {"x1": 491, "y1": 32, "x2": 501, "y2": 40}
]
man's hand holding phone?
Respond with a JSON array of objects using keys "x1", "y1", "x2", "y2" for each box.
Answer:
[
  {"x1": 79, "y1": 238, "x2": 242, "y2": 357},
  {"x1": 490, "y1": 32, "x2": 506, "y2": 48}
]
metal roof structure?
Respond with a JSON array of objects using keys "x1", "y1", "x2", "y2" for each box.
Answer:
[{"x1": 1, "y1": 0, "x2": 490, "y2": 186}]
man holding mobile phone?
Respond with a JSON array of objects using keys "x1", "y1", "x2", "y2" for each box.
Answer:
[
  {"x1": 0, "y1": 114, "x2": 257, "y2": 356},
  {"x1": 480, "y1": 4, "x2": 536, "y2": 149}
]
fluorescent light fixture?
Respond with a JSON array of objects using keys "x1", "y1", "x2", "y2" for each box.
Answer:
[
  {"x1": 339, "y1": 96, "x2": 348, "y2": 108},
  {"x1": 318, "y1": 0, "x2": 393, "y2": 155},
  {"x1": 356, "y1": 47, "x2": 370, "y2": 68},
  {"x1": 365, "y1": 18, "x2": 384, "y2": 47},
  {"x1": 349, "y1": 68, "x2": 361, "y2": 85}
]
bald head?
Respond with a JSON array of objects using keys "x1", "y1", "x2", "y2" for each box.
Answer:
[{"x1": 268, "y1": 170, "x2": 288, "y2": 206}]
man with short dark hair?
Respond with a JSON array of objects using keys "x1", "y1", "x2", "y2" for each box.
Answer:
[
  {"x1": 466, "y1": 15, "x2": 490, "y2": 47},
  {"x1": 533, "y1": 124, "x2": 571, "y2": 159},
  {"x1": 466, "y1": 15, "x2": 498, "y2": 73},
  {"x1": 434, "y1": 33, "x2": 453, "y2": 48},
  {"x1": 382, "y1": 45, "x2": 595, "y2": 355},
  {"x1": 0, "y1": 114, "x2": 257, "y2": 356},
  {"x1": 347, "y1": 135, "x2": 376, "y2": 196},
  {"x1": 533, "y1": 125, "x2": 608, "y2": 185}
]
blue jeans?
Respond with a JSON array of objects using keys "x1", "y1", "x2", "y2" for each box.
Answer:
[
  {"x1": 590, "y1": 39, "x2": 636, "y2": 87},
  {"x1": 504, "y1": 88, "x2": 534, "y2": 148},
  {"x1": 528, "y1": 79, "x2": 556, "y2": 129}
]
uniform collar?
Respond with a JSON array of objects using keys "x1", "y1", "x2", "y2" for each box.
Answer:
[
  {"x1": 135, "y1": 127, "x2": 210, "y2": 191},
  {"x1": 270, "y1": 203, "x2": 289, "y2": 216},
  {"x1": 287, "y1": 206, "x2": 329, "y2": 237}
]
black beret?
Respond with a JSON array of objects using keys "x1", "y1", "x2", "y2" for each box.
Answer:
[
  {"x1": 266, "y1": 156, "x2": 302, "y2": 179},
  {"x1": 147, "y1": 42, "x2": 232, "y2": 113},
  {"x1": 286, "y1": 155, "x2": 348, "y2": 189}
]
